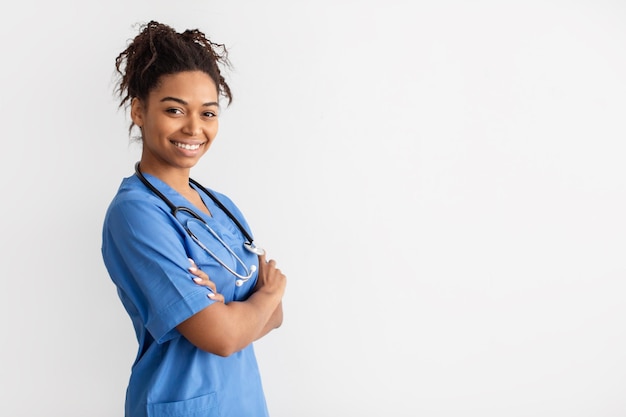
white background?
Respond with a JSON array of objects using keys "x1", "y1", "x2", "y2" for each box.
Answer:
[{"x1": 1, "y1": 1, "x2": 625, "y2": 416}]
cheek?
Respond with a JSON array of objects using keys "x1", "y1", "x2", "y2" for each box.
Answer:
[
  {"x1": 149, "y1": 119, "x2": 177, "y2": 136},
  {"x1": 142, "y1": 119, "x2": 173, "y2": 144},
  {"x1": 207, "y1": 123, "x2": 219, "y2": 139}
]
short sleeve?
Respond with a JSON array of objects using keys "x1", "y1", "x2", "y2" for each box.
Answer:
[{"x1": 102, "y1": 196, "x2": 217, "y2": 343}]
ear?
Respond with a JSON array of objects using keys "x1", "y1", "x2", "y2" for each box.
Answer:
[{"x1": 130, "y1": 98, "x2": 145, "y2": 127}]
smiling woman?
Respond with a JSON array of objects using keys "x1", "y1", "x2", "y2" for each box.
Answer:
[
  {"x1": 101, "y1": 21, "x2": 286, "y2": 417},
  {"x1": 131, "y1": 71, "x2": 221, "y2": 176}
]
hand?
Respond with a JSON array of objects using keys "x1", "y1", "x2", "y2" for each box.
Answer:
[
  {"x1": 254, "y1": 253, "x2": 287, "y2": 297},
  {"x1": 188, "y1": 258, "x2": 225, "y2": 303}
]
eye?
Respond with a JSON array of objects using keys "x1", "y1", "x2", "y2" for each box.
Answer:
[
  {"x1": 203, "y1": 111, "x2": 217, "y2": 118},
  {"x1": 166, "y1": 108, "x2": 184, "y2": 115}
]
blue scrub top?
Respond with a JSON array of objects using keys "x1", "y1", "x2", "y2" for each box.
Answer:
[{"x1": 101, "y1": 173, "x2": 269, "y2": 417}]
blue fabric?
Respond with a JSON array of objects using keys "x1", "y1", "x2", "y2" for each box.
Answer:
[{"x1": 102, "y1": 173, "x2": 269, "y2": 417}]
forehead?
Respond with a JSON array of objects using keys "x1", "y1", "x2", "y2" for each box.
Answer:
[{"x1": 151, "y1": 71, "x2": 219, "y2": 101}]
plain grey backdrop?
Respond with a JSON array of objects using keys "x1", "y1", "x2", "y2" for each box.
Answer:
[{"x1": 1, "y1": 1, "x2": 625, "y2": 416}]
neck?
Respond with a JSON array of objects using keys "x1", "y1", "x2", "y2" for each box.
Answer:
[{"x1": 137, "y1": 160, "x2": 193, "y2": 196}]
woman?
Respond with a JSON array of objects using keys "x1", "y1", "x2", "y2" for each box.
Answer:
[{"x1": 101, "y1": 21, "x2": 286, "y2": 417}]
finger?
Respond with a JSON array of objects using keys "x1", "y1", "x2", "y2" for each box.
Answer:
[
  {"x1": 189, "y1": 264, "x2": 209, "y2": 280},
  {"x1": 188, "y1": 258, "x2": 208, "y2": 278},
  {"x1": 189, "y1": 265, "x2": 209, "y2": 280},
  {"x1": 193, "y1": 276, "x2": 217, "y2": 293},
  {"x1": 208, "y1": 292, "x2": 225, "y2": 303},
  {"x1": 188, "y1": 258, "x2": 206, "y2": 272},
  {"x1": 188, "y1": 260, "x2": 217, "y2": 293}
]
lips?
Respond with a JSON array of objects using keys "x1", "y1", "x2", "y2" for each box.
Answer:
[{"x1": 171, "y1": 141, "x2": 204, "y2": 151}]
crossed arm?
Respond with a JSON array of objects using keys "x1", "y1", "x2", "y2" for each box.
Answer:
[{"x1": 176, "y1": 254, "x2": 286, "y2": 357}]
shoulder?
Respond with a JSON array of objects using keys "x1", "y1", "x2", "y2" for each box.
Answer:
[
  {"x1": 104, "y1": 175, "x2": 170, "y2": 224},
  {"x1": 101, "y1": 175, "x2": 187, "y2": 257}
]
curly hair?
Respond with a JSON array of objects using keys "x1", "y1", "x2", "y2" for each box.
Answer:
[{"x1": 114, "y1": 20, "x2": 233, "y2": 134}]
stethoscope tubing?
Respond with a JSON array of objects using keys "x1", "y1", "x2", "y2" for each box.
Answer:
[
  {"x1": 134, "y1": 162, "x2": 262, "y2": 285},
  {"x1": 186, "y1": 217, "x2": 257, "y2": 281}
]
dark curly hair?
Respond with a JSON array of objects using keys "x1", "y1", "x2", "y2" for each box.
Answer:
[{"x1": 114, "y1": 20, "x2": 233, "y2": 135}]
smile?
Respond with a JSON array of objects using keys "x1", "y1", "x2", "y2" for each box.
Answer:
[{"x1": 172, "y1": 141, "x2": 203, "y2": 151}]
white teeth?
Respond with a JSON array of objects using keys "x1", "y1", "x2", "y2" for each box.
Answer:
[{"x1": 173, "y1": 142, "x2": 201, "y2": 150}]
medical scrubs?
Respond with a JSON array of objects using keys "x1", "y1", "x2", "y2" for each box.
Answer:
[{"x1": 101, "y1": 172, "x2": 269, "y2": 417}]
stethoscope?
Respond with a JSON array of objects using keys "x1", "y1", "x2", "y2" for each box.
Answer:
[{"x1": 134, "y1": 162, "x2": 265, "y2": 286}]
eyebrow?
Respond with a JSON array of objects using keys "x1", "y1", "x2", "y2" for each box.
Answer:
[{"x1": 160, "y1": 96, "x2": 220, "y2": 107}]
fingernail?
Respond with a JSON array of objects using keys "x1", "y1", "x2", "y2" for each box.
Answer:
[
  {"x1": 188, "y1": 258, "x2": 195, "y2": 264},
  {"x1": 189, "y1": 266, "x2": 198, "y2": 272},
  {"x1": 207, "y1": 293, "x2": 215, "y2": 298},
  {"x1": 193, "y1": 277, "x2": 202, "y2": 283}
]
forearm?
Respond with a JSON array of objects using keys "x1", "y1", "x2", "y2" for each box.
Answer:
[
  {"x1": 221, "y1": 291, "x2": 283, "y2": 351},
  {"x1": 177, "y1": 289, "x2": 282, "y2": 356},
  {"x1": 255, "y1": 301, "x2": 283, "y2": 341}
]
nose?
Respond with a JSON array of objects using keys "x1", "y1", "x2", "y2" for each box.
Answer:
[{"x1": 182, "y1": 116, "x2": 202, "y2": 136}]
